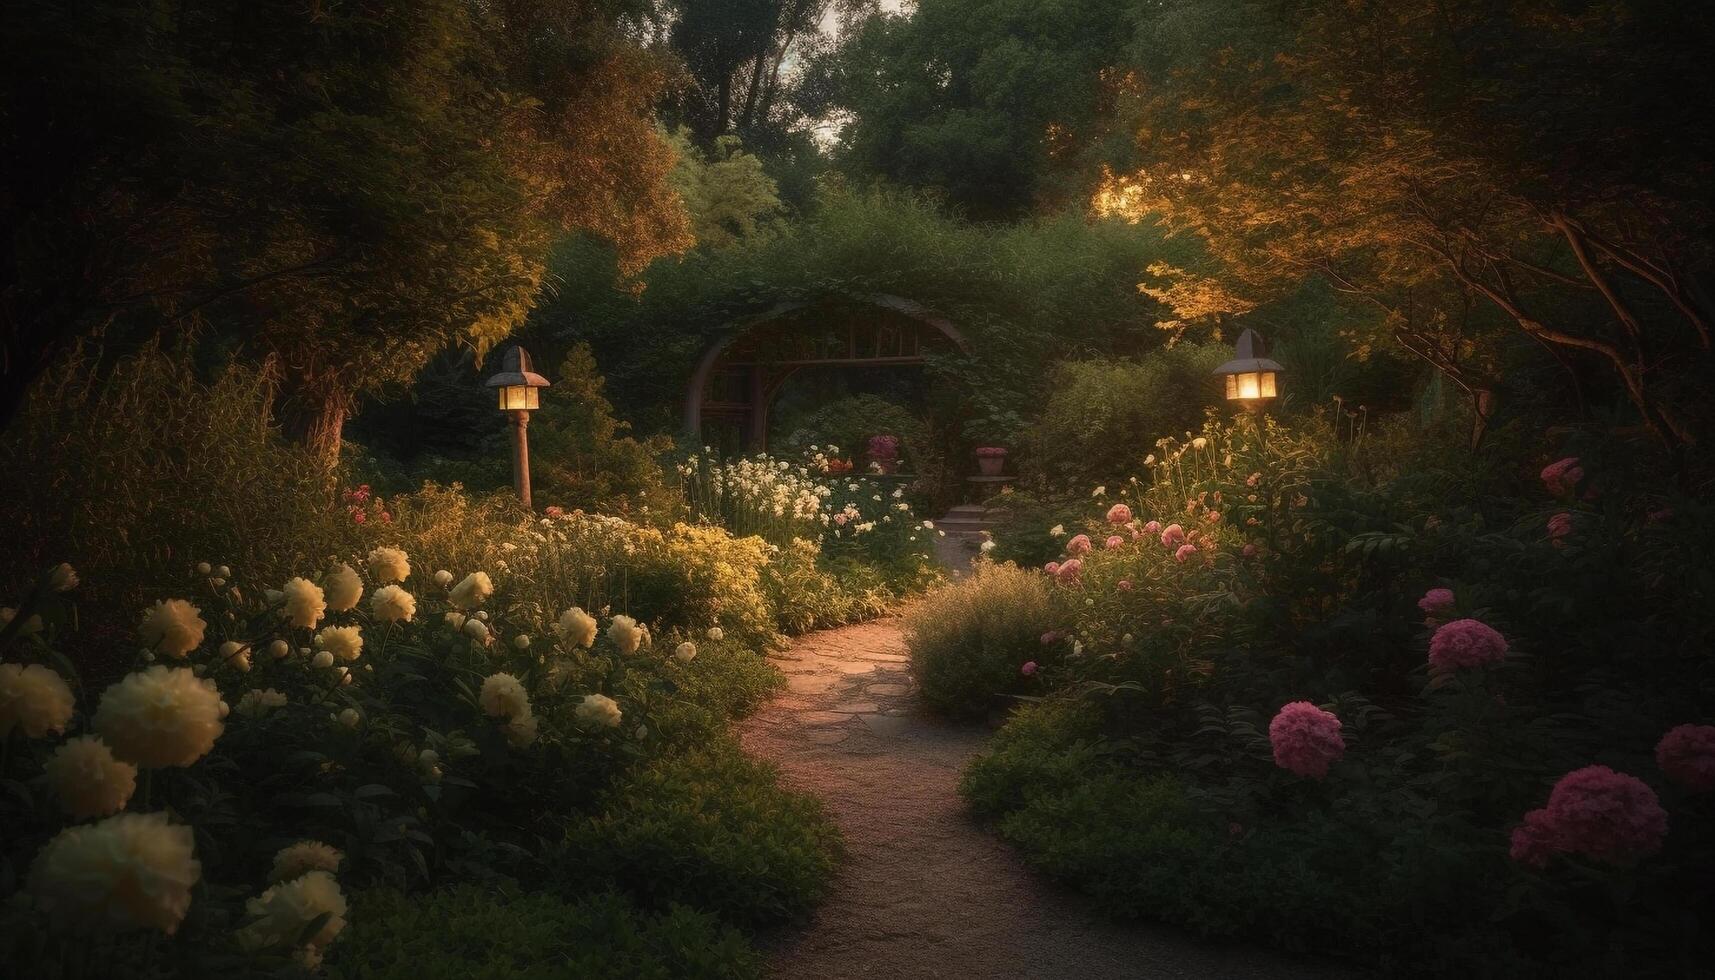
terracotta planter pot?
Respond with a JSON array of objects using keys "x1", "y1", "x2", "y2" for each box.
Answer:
[{"x1": 976, "y1": 454, "x2": 1005, "y2": 477}]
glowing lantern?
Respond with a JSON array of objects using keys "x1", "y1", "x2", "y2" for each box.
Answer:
[
  {"x1": 1213, "y1": 329, "x2": 1282, "y2": 406},
  {"x1": 484, "y1": 345, "x2": 550, "y2": 507}
]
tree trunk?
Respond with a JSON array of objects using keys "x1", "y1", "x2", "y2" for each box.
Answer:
[
  {"x1": 716, "y1": 74, "x2": 732, "y2": 135},
  {"x1": 738, "y1": 51, "x2": 769, "y2": 132}
]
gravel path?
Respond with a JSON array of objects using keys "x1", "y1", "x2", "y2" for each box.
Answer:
[{"x1": 738, "y1": 618, "x2": 1341, "y2": 980}]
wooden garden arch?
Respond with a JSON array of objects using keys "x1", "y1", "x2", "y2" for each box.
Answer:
[{"x1": 683, "y1": 293, "x2": 971, "y2": 451}]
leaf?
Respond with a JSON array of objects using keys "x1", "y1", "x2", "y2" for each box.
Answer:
[{"x1": 354, "y1": 783, "x2": 397, "y2": 800}]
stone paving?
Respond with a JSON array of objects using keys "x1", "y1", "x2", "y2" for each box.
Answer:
[{"x1": 738, "y1": 618, "x2": 1343, "y2": 980}]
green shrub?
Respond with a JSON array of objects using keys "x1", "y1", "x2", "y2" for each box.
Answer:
[
  {"x1": 556, "y1": 739, "x2": 841, "y2": 929},
  {"x1": 905, "y1": 562, "x2": 1058, "y2": 717},
  {"x1": 0, "y1": 345, "x2": 355, "y2": 683},
  {"x1": 330, "y1": 886, "x2": 760, "y2": 980},
  {"x1": 1024, "y1": 345, "x2": 1227, "y2": 487}
]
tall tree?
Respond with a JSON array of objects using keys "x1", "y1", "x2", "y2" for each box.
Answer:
[
  {"x1": 797, "y1": 0, "x2": 1134, "y2": 219},
  {"x1": 1095, "y1": 0, "x2": 1715, "y2": 450},
  {"x1": 1, "y1": 0, "x2": 690, "y2": 456}
]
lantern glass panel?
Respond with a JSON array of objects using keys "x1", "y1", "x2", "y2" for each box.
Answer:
[
  {"x1": 498, "y1": 385, "x2": 539, "y2": 411},
  {"x1": 1259, "y1": 371, "x2": 1277, "y2": 398},
  {"x1": 1224, "y1": 374, "x2": 1238, "y2": 400},
  {"x1": 1236, "y1": 372, "x2": 1261, "y2": 400}
]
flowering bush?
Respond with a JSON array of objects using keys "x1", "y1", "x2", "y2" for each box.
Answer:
[
  {"x1": 949, "y1": 409, "x2": 1715, "y2": 975},
  {"x1": 0, "y1": 541, "x2": 824, "y2": 975}
]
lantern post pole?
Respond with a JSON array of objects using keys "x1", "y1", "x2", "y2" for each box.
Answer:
[{"x1": 511, "y1": 409, "x2": 532, "y2": 509}]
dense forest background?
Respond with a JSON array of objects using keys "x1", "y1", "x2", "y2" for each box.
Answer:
[{"x1": 5, "y1": 0, "x2": 1712, "y2": 486}]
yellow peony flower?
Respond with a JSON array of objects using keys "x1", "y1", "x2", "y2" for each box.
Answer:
[
  {"x1": 674, "y1": 641, "x2": 697, "y2": 663},
  {"x1": 138, "y1": 599, "x2": 206, "y2": 657},
  {"x1": 28, "y1": 812, "x2": 201, "y2": 935},
  {"x1": 443, "y1": 611, "x2": 466, "y2": 630},
  {"x1": 44, "y1": 736, "x2": 137, "y2": 820},
  {"x1": 366, "y1": 546, "x2": 411, "y2": 585},
  {"x1": 336, "y1": 707, "x2": 361, "y2": 728},
  {"x1": 0, "y1": 663, "x2": 76, "y2": 738},
  {"x1": 478, "y1": 673, "x2": 529, "y2": 719},
  {"x1": 235, "y1": 689, "x2": 287, "y2": 718},
  {"x1": 462, "y1": 618, "x2": 489, "y2": 642},
  {"x1": 217, "y1": 640, "x2": 252, "y2": 672},
  {"x1": 607, "y1": 615, "x2": 644, "y2": 655},
  {"x1": 575, "y1": 693, "x2": 622, "y2": 729},
  {"x1": 370, "y1": 584, "x2": 415, "y2": 623},
  {"x1": 92, "y1": 666, "x2": 224, "y2": 768},
  {"x1": 707, "y1": 627, "x2": 725, "y2": 642},
  {"x1": 280, "y1": 578, "x2": 326, "y2": 629},
  {"x1": 310, "y1": 650, "x2": 335, "y2": 669},
  {"x1": 269, "y1": 841, "x2": 343, "y2": 884},
  {"x1": 323, "y1": 563, "x2": 363, "y2": 612},
  {"x1": 315, "y1": 625, "x2": 363, "y2": 662},
  {"x1": 504, "y1": 712, "x2": 539, "y2": 748},
  {"x1": 268, "y1": 639, "x2": 291, "y2": 659},
  {"x1": 556, "y1": 607, "x2": 597, "y2": 648},
  {"x1": 448, "y1": 571, "x2": 493, "y2": 610},
  {"x1": 236, "y1": 869, "x2": 347, "y2": 951},
  {"x1": 432, "y1": 569, "x2": 454, "y2": 587}
]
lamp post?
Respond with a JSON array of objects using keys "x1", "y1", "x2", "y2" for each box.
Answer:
[
  {"x1": 485, "y1": 345, "x2": 550, "y2": 509},
  {"x1": 1213, "y1": 328, "x2": 1283, "y2": 410}
]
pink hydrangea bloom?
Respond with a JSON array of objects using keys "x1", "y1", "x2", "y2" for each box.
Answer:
[
  {"x1": 1054, "y1": 558, "x2": 1083, "y2": 584},
  {"x1": 1116, "y1": 579, "x2": 1133, "y2": 592},
  {"x1": 1104, "y1": 535, "x2": 1125, "y2": 550},
  {"x1": 1268, "y1": 701, "x2": 1345, "y2": 779},
  {"x1": 1106, "y1": 503, "x2": 1133, "y2": 525},
  {"x1": 1417, "y1": 588, "x2": 1456, "y2": 619},
  {"x1": 1020, "y1": 661, "x2": 1038, "y2": 676},
  {"x1": 1143, "y1": 520, "x2": 1162, "y2": 535},
  {"x1": 1509, "y1": 808, "x2": 1561, "y2": 868},
  {"x1": 1544, "y1": 765, "x2": 1667, "y2": 864},
  {"x1": 1242, "y1": 543, "x2": 1258, "y2": 557},
  {"x1": 1066, "y1": 534, "x2": 1093, "y2": 556},
  {"x1": 1174, "y1": 543, "x2": 1198, "y2": 562},
  {"x1": 1540, "y1": 457, "x2": 1584, "y2": 496},
  {"x1": 1547, "y1": 512, "x2": 1573, "y2": 544},
  {"x1": 1428, "y1": 618, "x2": 1508, "y2": 671},
  {"x1": 1656, "y1": 724, "x2": 1715, "y2": 792},
  {"x1": 1160, "y1": 523, "x2": 1185, "y2": 547}
]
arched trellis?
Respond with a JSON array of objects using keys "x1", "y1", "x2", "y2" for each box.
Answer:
[{"x1": 684, "y1": 293, "x2": 971, "y2": 451}]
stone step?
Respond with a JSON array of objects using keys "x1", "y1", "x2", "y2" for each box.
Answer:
[{"x1": 944, "y1": 504, "x2": 989, "y2": 517}]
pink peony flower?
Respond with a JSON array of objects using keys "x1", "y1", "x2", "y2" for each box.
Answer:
[
  {"x1": 1054, "y1": 558, "x2": 1083, "y2": 584},
  {"x1": 1656, "y1": 724, "x2": 1715, "y2": 792},
  {"x1": 1106, "y1": 504, "x2": 1133, "y2": 525},
  {"x1": 1509, "y1": 809, "x2": 1561, "y2": 868},
  {"x1": 1544, "y1": 765, "x2": 1667, "y2": 864},
  {"x1": 1066, "y1": 534, "x2": 1093, "y2": 556},
  {"x1": 1428, "y1": 619, "x2": 1508, "y2": 671},
  {"x1": 1204, "y1": 510, "x2": 1221, "y2": 524},
  {"x1": 1040, "y1": 630, "x2": 1061, "y2": 645},
  {"x1": 1174, "y1": 543, "x2": 1197, "y2": 562},
  {"x1": 1116, "y1": 579, "x2": 1133, "y2": 592},
  {"x1": 1044, "y1": 561, "x2": 1060, "y2": 576},
  {"x1": 1417, "y1": 588, "x2": 1456, "y2": 619},
  {"x1": 1540, "y1": 457, "x2": 1584, "y2": 497},
  {"x1": 1268, "y1": 701, "x2": 1345, "y2": 779},
  {"x1": 1020, "y1": 661, "x2": 1038, "y2": 676},
  {"x1": 1160, "y1": 523, "x2": 1185, "y2": 547},
  {"x1": 1143, "y1": 520, "x2": 1162, "y2": 535},
  {"x1": 1242, "y1": 543, "x2": 1257, "y2": 557},
  {"x1": 1104, "y1": 535, "x2": 1125, "y2": 550},
  {"x1": 833, "y1": 513, "x2": 848, "y2": 526},
  {"x1": 1547, "y1": 512, "x2": 1573, "y2": 544},
  {"x1": 1246, "y1": 472, "x2": 1262, "y2": 487},
  {"x1": 544, "y1": 506, "x2": 564, "y2": 517}
]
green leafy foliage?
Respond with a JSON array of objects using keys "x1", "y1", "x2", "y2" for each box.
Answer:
[
  {"x1": 556, "y1": 739, "x2": 841, "y2": 929},
  {"x1": 904, "y1": 562, "x2": 1058, "y2": 717},
  {"x1": 331, "y1": 886, "x2": 761, "y2": 980}
]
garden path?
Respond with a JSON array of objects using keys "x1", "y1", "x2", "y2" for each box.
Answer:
[{"x1": 738, "y1": 618, "x2": 1338, "y2": 980}]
